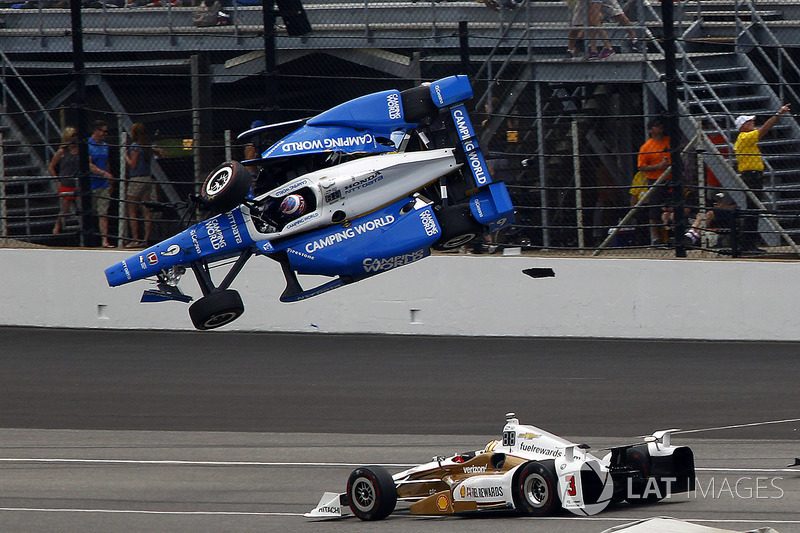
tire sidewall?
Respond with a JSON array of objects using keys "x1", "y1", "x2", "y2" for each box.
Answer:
[
  {"x1": 200, "y1": 161, "x2": 252, "y2": 214},
  {"x1": 189, "y1": 290, "x2": 244, "y2": 330},
  {"x1": 513, "y1": 461, "x2": 560, "y2": 516},
  {"x1": 346, "y1": 466, "x2": 397, "y2": 521}
]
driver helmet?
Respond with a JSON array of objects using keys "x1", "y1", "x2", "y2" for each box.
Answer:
[{"x1": 279, "y1": 194, "x2": 306, "y2": 217}]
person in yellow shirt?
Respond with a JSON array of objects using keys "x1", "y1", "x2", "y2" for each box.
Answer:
[{"x1": 733, "y1": 104, "x2": 791, "y2": 250}]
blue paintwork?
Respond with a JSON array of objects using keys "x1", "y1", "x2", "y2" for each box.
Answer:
[
  {"x1": 105, "y1": 208, "x2": 253, "y2": 287},
  {"x1": 104, "y1": 74, "x2": 516, "y2": 306},
  {"x1": 273, "y1": 197, "x2": 437, "y2": 279}
]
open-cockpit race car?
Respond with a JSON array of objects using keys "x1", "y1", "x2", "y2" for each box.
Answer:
[
  {"x1": 306, "y1": 413, "x2": 696, "y2": 521},
  {"x1": 104, "y1": 75, "x2": 513, "y2": 330}
]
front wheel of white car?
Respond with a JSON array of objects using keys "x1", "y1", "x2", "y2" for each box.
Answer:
[
  {"x1": 200, "y1": 161, "x2": 252, "y2": 214},
  {"x1": 346, "y1": 466, "x2": 397, "y2": 521},
  {"x1": 513, "y1": 460, "x2": 560, "y2": 516}
]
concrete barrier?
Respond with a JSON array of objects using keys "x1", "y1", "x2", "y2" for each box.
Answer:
[{"x1": 1, "y1": 248, "x2": 797, "y2": 340}]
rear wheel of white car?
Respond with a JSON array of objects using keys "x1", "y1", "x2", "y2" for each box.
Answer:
[
  {"x1": 200, "y1": 161, "x2": 252, "y2": 214},
  {"x1": 433, "y1": 205, "x2": 481, "y2": 250},
  {"x1": 624, "y1": 447, "x2": 664, "y2": 504},
  {"x1": 513, "y1": 460, "x2": 560, "y2": 516},
  {"x1": 346, "y1": 466, "x2": 397, "y2": 521},
  {"x1": 189, "y1": 289, "x2": 244, "y2": 330}
]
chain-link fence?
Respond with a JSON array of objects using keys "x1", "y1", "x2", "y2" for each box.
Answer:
[{"x1": 1, "y1": 0, "x2": 800, "y2": 257}]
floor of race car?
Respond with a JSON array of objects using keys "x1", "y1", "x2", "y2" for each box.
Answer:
[{"x1": 0, "y1": 328, "x2": 798, "y2": 533}]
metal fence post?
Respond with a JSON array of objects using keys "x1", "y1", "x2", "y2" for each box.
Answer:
[
  {"x1": 0, "y1": 133, "x2": 5, "y2": 238},
  {"x1": 572, "y1": 118, "x2": 585, "y2": 249},
  {"x1": 118, "y1": 125, "x2": 127, "y2": 248}
]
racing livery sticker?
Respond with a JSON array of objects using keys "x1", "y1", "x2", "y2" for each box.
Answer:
[
  {"x1": 121, "y1": 260, "x2": 131, "y2": 281},
  {"x1": 462, "y1": 465, "x2": 487, "y2": 474},
  {"x1": 419, "y1": 210, "x2": 438, "y2": 237},
  {"x1": 362, "y1": 249, "x2": 426, "y2": 273},
  {"x1": 435, "y1": 494, "x2": 450, "y2": 512},
  {"x1": 189, "y1": 228, "x2": 202, "y2": 255},
  {"x1": 305, "y1": 215, "x2": 394, "y2": 254},
  {"x1": 284, "y1": 210, "x2": 321, "y2": 232},
  {"x1": 344, "y1": 172, "x2": 384, "y2": 195},
  {"x1": 519, "y1": 442, "x2": 563, "y2": 457},
  {"x1": 459, "y1": 485, "x2": 504, "y2": 500},
  {"x1": 205, "y1": 217, "x2": 227, "y2": 251},
  {"x1": 387, "y1": 92, "x2": 402, "y2": 120},
  {"x1": 281, "y1": 133, "x2": 375, "y2": 153},
  {"x1": 147, "y1": 252, "x2": 158, "y2": 265},
  {"x1": 161, "y1": 244, "x2": 181, "y2": 257},
  {"x1": 274, "y1": 178, "x2": 311, "y2": 198},
  {"x1": 324, "y1": 189, "x2": 342, "y2": 203}
]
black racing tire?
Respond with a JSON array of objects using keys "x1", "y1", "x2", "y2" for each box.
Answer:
[
  {"x1": 188, "y1": 289, "x2": 244, "y2": 330},
  {"x1": 513, "y1": 460, "x2": 560, "y2": 516},
  {"x1": 433, "y1": 205, "x2": 482, "y2": 250},
  {"x1": 346, "y1": 466, "x2": 397, "y2": 521},
  {"x1": 624, "y1": 447, "x2": 664, "y2": 505},
  {"x1": 400, "y1": 85, "x2": 438, "y2": 123},
  {"x1": 199, "y1": 161, "x2": 252, "y2": 214}
]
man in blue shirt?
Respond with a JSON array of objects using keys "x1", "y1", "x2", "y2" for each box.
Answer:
[{"x1": 88, "y1": 120, "x2": 115, "y2": 247}]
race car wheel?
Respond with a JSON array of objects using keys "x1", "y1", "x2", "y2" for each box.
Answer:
[
  {"x1": 346, "y1": 466, "x2": 397, "y2": 521},
  {"x1": 513, "y1": 460, "x2": 560, "y2": 516},
  {"x1": 189, "y1": 289, "x2": 244, "y2": 330},
  {"x1": 433, "y1": 205, "x2": 482, "y2": 250},
  {"x1": 624, "y1": 447, "x2": 664, "y2": 505},
  {"x1": 199, "y1": 161, "x2": 252, "y2": 214}
]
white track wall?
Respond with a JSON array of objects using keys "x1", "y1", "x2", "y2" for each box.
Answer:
[{"x1": 1, "y1": 248, "x2": 797, "y2": 340}]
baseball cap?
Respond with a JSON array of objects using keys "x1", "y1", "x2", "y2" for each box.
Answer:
[
  {"x1": 734, "y1": 115, "x2": 755, "y2": 130},
  {"x1": 712, "y1": 191, "x2": 735, "y2": 205}
]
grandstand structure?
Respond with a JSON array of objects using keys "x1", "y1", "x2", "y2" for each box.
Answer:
[{"x1": 1, "y1": 0, "x2": 800, "y2": 254}]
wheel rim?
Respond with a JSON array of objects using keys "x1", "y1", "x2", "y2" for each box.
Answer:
[
  {"x1": 203, "y1": 310, "x2": 239, "y2": 329},
  {"x1": 441, "y1": 232, "x2": 477, "y2": 249},
  {"x1": 524, "y1": 473, "x2": 548, "y2": 507},
  {"x1": 205, "y1": 167, "x2": 232, "y2": 196},
  {"x1": 351, "y1": 476, "x2": 376, "y2": 513}
]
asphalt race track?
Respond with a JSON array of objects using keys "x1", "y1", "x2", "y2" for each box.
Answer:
[{"x1": 0, "y1": 327, "x2": 798, "y2": 532}]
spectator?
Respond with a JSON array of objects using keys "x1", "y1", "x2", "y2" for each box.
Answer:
[
  {"x1": 49, "y1": 127, "x2": 79, "y2": 235},
  {"x1": 637, "y1": 117, "x2": 671, "y2": 245},
  {"x1": 683, "y1": 191, "x2": 738, "y2": 249},
  {"x1": 567, "y1": 0, "x2": 614, "y2": 60},
  {"x1": 733, "y1": 105, "x2": 791, "y2": 251},
  {"x1": 88, "y1": 120, "x2": 115, "y2": 248},
  {"x1": 600, "y1": 0, "x2": 640, "y2": 52},
  {"x1": 124, "y1": 122, "x2": 159, "y2": 248}
]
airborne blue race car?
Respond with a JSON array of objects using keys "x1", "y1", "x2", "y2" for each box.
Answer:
[{"x1": 104, "y1": 75, "x2": 514, "y2": 330}]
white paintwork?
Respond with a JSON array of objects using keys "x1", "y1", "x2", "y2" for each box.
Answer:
[{"x1": 248, "y1": 149, "x2": 459, "y2": 241}]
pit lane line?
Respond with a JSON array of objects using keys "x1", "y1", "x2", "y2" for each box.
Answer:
[
  {"x1": 0, "y1": 508, "x2": 798, "y2": 526},
  {"x1": 0, "y1": 458, "x2": 796, "y2": 473}
]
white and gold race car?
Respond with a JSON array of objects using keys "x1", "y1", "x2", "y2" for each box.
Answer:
[{"x1": 307, "y1": 413, "x2": 695, "y2": 520}]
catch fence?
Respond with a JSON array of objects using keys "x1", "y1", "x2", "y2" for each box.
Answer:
[{"x1": 1, "y1": 0, "x2": 799, "y2": 258}]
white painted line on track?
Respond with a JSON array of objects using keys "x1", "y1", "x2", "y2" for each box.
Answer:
[
  {"x1": 0, "y1": 508, "x2": 797, "y2": 525},
  {"x1": 0, "y1": 458, "x2": 417, "y2": 467},
  {"x1": 677, "y1": 417, "x2": 800, "y2": 435},
  {"x1": 0, "y1": 508, "x2": 303, "y2": 517},
  {"x1": 1, "y1": 458, "x2": 797, "y2": 473}
]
